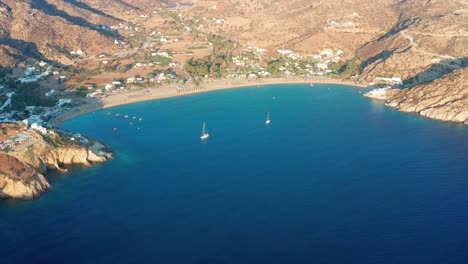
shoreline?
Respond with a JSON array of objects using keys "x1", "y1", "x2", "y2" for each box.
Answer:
[{"x1": 53, "y1": 77, "x2": 366, "y2": 125}]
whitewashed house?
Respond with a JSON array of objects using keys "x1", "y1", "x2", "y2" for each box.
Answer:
[{"x1": 31, "y1": 123, "x2": 47, "y2": 134}]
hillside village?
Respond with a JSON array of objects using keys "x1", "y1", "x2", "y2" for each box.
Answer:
[
  {"x1": 3, "y1": 0, "x2": 461, "y2": 132},
  {"x1": 0, "y1": 3, "x2": 395, "y2": 131}
]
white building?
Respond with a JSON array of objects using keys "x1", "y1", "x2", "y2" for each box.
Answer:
[
  {"x1": 152, "y1": 52, "x2": 171, "y2": 58},
  {"x1": 258, "y1": 70, "x2": 270, "y2": 77},
  {"x1": 45, "y1": 89, "x2": 56, "y2": 97},
  {"x1": 320, "y1": 49, "x2": 334, "y2": 57},
  {"x1": 31, "y1": 123, "x2": 47, "y2": 134},
  {"x1": 19, "y1": 71, "x2": 51, "y2": 83},
  {"x1": 57, "y1": 99, "x2": 72, "y2": 107},
  {"x1": 105, "y1": 84, "x2": 115, "y2": 90},
  {"x1": 316, "y1": 63, "x2": 329, "y2": 70},
  {"x1": 391, "y1": 77, "x2": 402, "y2": 84},
  {"x1": 278, "y1": 49, "x2": 293, "y2": 55},
  {"x1": 255, "y1": 48, "x2": 266, "y2": 53},
  {"x1": 375, "y1": 77, "x2": 403, "y2": 85}
]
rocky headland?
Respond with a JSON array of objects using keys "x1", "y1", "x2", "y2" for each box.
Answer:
[
  {"x1": 365, "y1": 68, "x2": 467, "y2": 125},
  {"x1": 0, "y1": 123, "x2": 112, "y2": 199}
]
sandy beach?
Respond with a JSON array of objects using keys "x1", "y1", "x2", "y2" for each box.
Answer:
[{"x1": 53, "y1": 77, "x2": 366, "y2": 125}]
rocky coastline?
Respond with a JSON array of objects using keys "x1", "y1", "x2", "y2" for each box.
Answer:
[
  {"x1": 0, "y1": 123, "x2": 113, "y2": 200},
  {"x1": 365, "y1": 68, "x2": 467, "y2": 125}
]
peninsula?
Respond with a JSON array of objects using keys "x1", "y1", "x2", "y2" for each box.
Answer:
[{"x1": 0, "y1": 123, "x2": 112, "y2": 199}]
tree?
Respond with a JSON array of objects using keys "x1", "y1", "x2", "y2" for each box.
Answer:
[
  {"x1": 329, "y1": 62, "x2": 341, "y2": 72},
  {"x1": 340, "y1": 59, "x2": 359, "y2": 79},
  {"x1": 267, "y1": 59, "x2": 286, "y2": 76}
]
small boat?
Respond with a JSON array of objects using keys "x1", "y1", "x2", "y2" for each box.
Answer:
[
  {"x1": 132, "y1": 116, "x2": 137, "y2": 119},
  {"x1": 310, "y1": 83, "x2": 314, "y2": 87},
  {"x1": 265, "y1": 112, "x2": 271, "y2": 125},
  {"x1": 113, "y1": 128, "x2": 118, "y2": 131},
  {"x1": 124, "y1": 115, "x2": 129, "y2": 118},
  {"x1": 115, "y1": 114, "x2": 120, "y2": 117},
  {"x1": 200, "y1": 122, "x2": 209, "y2": 140}
]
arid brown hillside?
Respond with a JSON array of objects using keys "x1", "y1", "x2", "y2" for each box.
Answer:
[
  {"x1": 1, "y1": 0, "x2": 465, "y2": 74},
  {"x1": 190, "y1": 0, "x2": 466, "y2": 81},
  {"x1": 0, "y1": 0, "x2": 137, "y2": 66},
  {"x1": 192, "y1": 0, "x2": 398, "y2": 56},
  {"x1": 356, "y1": 0, "x2": 467, "y2": 82}
]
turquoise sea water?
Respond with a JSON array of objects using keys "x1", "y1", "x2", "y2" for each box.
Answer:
[{"x1": 1, "y1": 84, "x2": 468, "y2": 263}]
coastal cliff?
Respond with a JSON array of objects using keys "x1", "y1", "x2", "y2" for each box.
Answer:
[
  {"x1": 0, "y1": 153, "x2": 50, "y2": 199},
  {"x1": 0, "y1": 123, "x2": 112, "y2": 199},
  {"x1": 365, "y1": 68, "x2": 468, "y2": 125}
]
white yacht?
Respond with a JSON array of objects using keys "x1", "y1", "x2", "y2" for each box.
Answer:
[
  {"x1": 200, "y1": 122, "x2": 209, "y2": 140},
  {"x1": 265, "y1": 112, "x2": 271, "y2": 125}
]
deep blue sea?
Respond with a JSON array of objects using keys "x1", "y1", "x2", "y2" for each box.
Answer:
[{"x1": 1, "y1": 84, "x2": 468, "y2": 264}]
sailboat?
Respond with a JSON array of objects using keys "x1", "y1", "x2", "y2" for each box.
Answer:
[
  {"x1": 265, "y1": 112, "x2": 271, "y2": 125},
  {"x1": 200, "y1": 122, "x2": 209, "y2": 140}
]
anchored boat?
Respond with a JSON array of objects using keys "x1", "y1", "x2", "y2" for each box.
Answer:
[{"x1": 201, "y1": 122, "x2": 209, "y2": 140}]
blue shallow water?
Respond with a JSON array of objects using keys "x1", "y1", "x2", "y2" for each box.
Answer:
[{"x1": 1, "y1": 84, "x2": 468, "y2": 264}]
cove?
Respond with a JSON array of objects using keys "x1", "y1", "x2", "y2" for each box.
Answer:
[{"x1": 1, "y1": 84, "x2": 468, "y2": 264}]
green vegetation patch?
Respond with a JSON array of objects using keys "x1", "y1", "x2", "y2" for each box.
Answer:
[
  {"x1": 73, "y1": 86, "x2": 89, "y2": 97},
  {"x1": 185, "y1": 55, "x2": 228, "y2": 79},
  {"x1": 8, "y1": 83, "x2": 56, "y2": 112},
  {"x1": 339, "y1": 59, "x2": 360, "y2": 79}
]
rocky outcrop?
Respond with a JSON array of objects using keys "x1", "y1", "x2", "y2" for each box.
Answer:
[
  {"x1": 0, "y1": 153, "x2": 50, "y2": 199},
  {"x1": 0, "y1": 123, "x2": 112, "y2": 199},
  {"x1": 366, "y1": 68, "x2": 468, "y2": 125}
]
